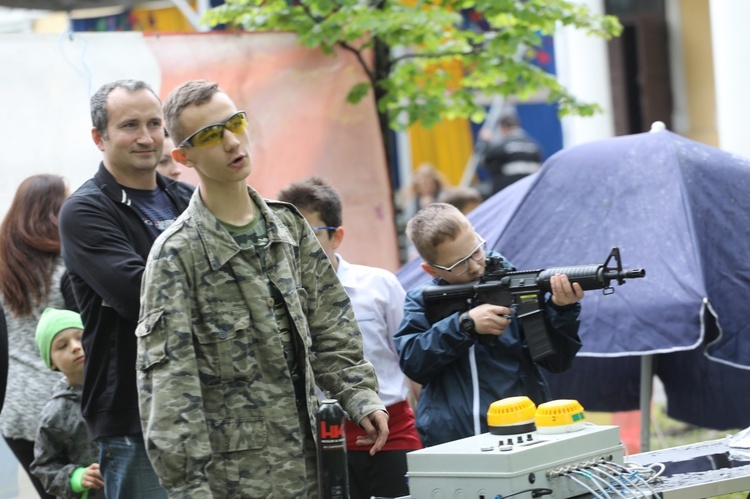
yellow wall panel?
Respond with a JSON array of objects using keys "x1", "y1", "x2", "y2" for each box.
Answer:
[
  {"x1": 409, "y1": 117, "x2": 474, "y2": 186},
  {"x1": 680, "y1": 0, "x2": 717, "y2": 147},
  {"x1": 131, "y1": 5, "x2": 195, "y2": 33}
]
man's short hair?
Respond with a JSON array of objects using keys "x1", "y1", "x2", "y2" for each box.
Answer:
[
  {"x1": 498, "y1": 113, "x2": 519, "y2": 129},
  {"x1": 406, "y1": 203, "x2": 473, "y2": 264},
  {"x1": 163, "y1": 80, "x2": 221, "y2": 146},
  {"x1": 90, "y1": 79, "x2": 159, "y2": 140},
  {"x1": 277, "y1": 176, "x2": 343, "y2": 230}
]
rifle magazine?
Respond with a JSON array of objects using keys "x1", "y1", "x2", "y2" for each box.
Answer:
[{"x1": 519, "y1": 309, "x2": 555, "y2": 362}]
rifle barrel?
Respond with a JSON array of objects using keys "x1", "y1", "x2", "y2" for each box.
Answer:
[
  {"x1": 538, "y1": 265, "x2": 645, "y2": 292},
  {"x1": 619, "y1": 269, "x2": 646, "y2": 278}
]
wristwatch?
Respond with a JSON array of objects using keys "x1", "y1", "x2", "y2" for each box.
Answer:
[{"x1": 459, "y1": 312, "x2": 477, "y2": 338}]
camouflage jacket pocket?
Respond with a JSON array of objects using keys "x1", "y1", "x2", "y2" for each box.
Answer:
[
  {"x1": 193, "y1": 310, "x2": 253, "y2": 384},
  {"x1": 136, "y1": 308, "x2": 168, "y2": 372},
  {"x1": 207, "y1": 417, "x2": 267, "y2": 452}
]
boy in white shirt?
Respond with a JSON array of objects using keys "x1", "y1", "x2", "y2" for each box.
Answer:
[{"x1": 278, "y1": 176, "x2": 422, "y2": 499}]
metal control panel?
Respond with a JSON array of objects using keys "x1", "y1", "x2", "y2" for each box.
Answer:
[{"x1": 407, "y1": 424, "x2": 625, "y2": 498}]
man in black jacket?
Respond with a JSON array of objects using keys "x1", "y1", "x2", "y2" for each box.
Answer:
[
  {"x1": 479, "y1": 113, "x2": 542, "y2": 197},
  {"x1": 59, "y1": 79, "x2": 194, "y2": 499}
]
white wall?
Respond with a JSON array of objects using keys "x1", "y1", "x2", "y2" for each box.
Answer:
[
  {"x1": 709, "y1": 0, "x2": 750, "y2": 159},
  {"x1": 0, "y1": 32, "x2": 160, "y2": 217},
  {"x1": 553, "y1": 0, "x2": 615, "y2": 148}
]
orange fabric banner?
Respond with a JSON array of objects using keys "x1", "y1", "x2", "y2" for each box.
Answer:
[{"x1": 145, "y1": 33, "x2": 400, "y2": 271}]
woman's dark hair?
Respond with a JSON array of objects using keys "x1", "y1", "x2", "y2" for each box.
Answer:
[{"x1": 0, "y1": 174, "x2": 67, "y2": 316}]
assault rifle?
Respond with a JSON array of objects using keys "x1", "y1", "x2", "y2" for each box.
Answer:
[{"x1": 423, "y1": 247, "x2": 645, "y2": 362}]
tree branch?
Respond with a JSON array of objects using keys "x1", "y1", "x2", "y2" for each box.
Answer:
[
  {"x1": 296, "y1": 1, "x2": 377, "y2": 86},
  {"x1": 390, "y1": 46, "x2": 483, "y2": 65},
  {"x1": 298, "y1": 1, "x2": 318, "y2": 22},
  {"x1": 338, "y1": 40, "x2": 377, "y2": 86}
]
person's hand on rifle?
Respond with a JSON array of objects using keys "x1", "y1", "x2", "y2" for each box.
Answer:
[
  {"x1": 469, "y1": 304, "x2": 514, "y2": 337},
  {"x1": 549, "y1": 274, "x2": 584, "y2": 306}
]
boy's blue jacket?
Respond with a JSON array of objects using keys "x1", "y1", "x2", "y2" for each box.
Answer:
[{"x1": 394, "y1": 251, "x2": 582, "y2": 447}]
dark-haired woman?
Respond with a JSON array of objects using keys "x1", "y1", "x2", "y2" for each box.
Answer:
[{"x1": 0, "y1": 174, "x2": 74, "y2": 499}]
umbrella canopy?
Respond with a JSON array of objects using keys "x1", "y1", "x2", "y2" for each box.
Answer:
[{"x1": 397, "y1": 130, "x2": 750, "y2": 429}]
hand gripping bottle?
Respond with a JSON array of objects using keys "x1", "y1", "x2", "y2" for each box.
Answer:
[{"x1": 316, "y1": 399, "x2": 349, "y2": 499}]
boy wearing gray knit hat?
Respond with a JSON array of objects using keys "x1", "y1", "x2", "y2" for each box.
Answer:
[{"x1": 30, "y1": 308, "x2": 104, "y2": 498}]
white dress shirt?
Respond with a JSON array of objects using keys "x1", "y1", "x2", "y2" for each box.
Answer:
[{"x1": 336, "y1": 255, "x2": 409, "y2": 406}]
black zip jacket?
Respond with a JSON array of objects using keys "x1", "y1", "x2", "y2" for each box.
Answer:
[{"x1": 59, "y1": 163, "x2": 194, "y2": 440}]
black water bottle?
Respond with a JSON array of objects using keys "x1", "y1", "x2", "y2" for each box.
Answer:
[{"x1": 316, "y1": 399, "x2": 349, "y2": 499}]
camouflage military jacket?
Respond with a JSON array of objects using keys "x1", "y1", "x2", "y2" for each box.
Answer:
[
  {"x1": 30, "y1": 379, "x2": 103, "y2": 499},
  {"x1": 136, "y1": 186, "x2": 384, "y2": 498}
]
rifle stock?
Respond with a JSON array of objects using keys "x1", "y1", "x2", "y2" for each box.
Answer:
[{"x1": 423, "y1": 247, "x2": 645, "y2": 361}]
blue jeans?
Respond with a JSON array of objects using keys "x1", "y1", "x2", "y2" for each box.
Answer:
[{"x1": 98, "y1": 435, "x2": 167, "y2": 499}]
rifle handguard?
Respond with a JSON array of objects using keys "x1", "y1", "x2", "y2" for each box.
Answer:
[{"x1": 537, "y1": 264, "x2": 646, "y2": 293}]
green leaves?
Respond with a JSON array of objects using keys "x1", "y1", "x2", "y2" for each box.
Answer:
[
  {"x1": 204, "y1": 0, "x2": 621, "y2": 130},
  {"x1": 346, "y1": 82, "x2": 371, "y2": 103}
]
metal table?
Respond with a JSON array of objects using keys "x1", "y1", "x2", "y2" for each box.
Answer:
[
  {"x1": 629, "y1": 438, "x2": 750, "y2": 498},
  {"x1": 397, "y1": 434, "x2": 750, "y2": 499}
]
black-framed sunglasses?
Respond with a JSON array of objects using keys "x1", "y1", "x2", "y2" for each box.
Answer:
[
  {"x1": 429, "y1": 236, "x2": 486, "y2": 276},
  {"x1": 178, "y1": 111, "x2": 248, "y2": 148}
]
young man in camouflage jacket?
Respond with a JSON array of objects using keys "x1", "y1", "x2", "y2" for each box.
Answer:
[{"x1": 136, "y1": 80, "x2": 389, "y2": 498}]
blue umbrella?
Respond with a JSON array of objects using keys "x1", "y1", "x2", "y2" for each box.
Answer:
[{"x1": 397, "y1": 129, "x2": 750, "y2": 432}]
